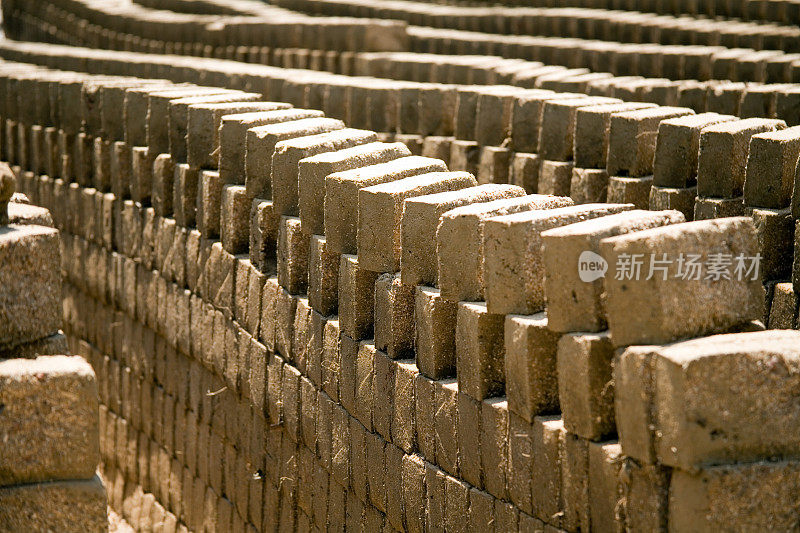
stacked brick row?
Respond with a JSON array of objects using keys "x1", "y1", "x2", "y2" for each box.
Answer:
[
  {"x1": 272, "y1": 0, "x2": 800, "y2": 52},
  {"x1": 4, "y1": 38, "x2": 800, "y2": 327},
  {"x1": 4, "y1": 29, "x2": 800, "y2": 530},
  {"x1": 1, "y1": 0, "x2": 409, "y2": 56},
  {"x1": 0, "y1": 169, "x2": 107, "y2": 531},
  {"x1": 11, "y1": 0, "x2": 800, "y2": 89},
  {"x1": 13, "y1": 0, "x2": 800, "y2": 137},
  {"x1": 279, "y1": 0, "x2": 800, "y2": 25}
]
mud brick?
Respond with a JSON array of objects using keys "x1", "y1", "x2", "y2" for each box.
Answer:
[
  {"x1": 424, "y1": 462, "x2": 447, "y2": 533},
  {"x1": 632, "y1": 331, "x2": 800, "y2": 470},
  {"x1": 648, "y1": 185, "x2": 696, "y2": 221},
  {"x1": 569, "y1": 167, "x2": 609, "y2": 204},
  {"x1": 474, "y1": 87, "x2": 520, "y2": 147},
  {"x1": 750, "y1": 206, "x2": 794, "y2": 280},
  {"x1": 398, "y1": 453, "x2": 424, "y2": 533},
  {"x1": 560, "y1": 432, "x2": 590, "y2": 532},
  {"x1": 768, "y1": 282, "x2": 798, "y2": 328},
  {"x1": 245, "y1": 266, "x2": 265, "y2": 337},
  {"x1": 572, "y1": 103, "x2": 653, "y2": 169},
  {"x1": 542, "y1": 209, "x2": 684, "y2": 333},
  {"x1": 439, "y1": 473, "x2": 469, "y2": 533},
  {"x1": 259, "y1": 276, "x2": 279, "y2": 353},
  {"x1": 402, "y1": 184, "x2": 525, "y2": 287},
  {"x1": 365, "y1": 430, "x2": 388, "y2": 513},
  {"x1": 427, "y1": 378, "x2": 458, "y2": 478},
  {"x1": 325, "y1": 401, "x2": 347, "y2": 488},
  {"x1": 653, "y1": 113, "x2": 737, "y2": 188},
  {"x1": 454, "y1": 87, "x2": 482, "y2": 141},
  {"x1": 419, "y1": 85, "x2": 457, "y2": 137},
  {"x1": 0, "y1": 475, "x2": 108, "y2": 532},
  {"x1": 446, "y1": 390, "x2": 481, "y2": 492},
  {"x1": 297, "y1": 445, "x2": 314, "y2": 517},
  {"x1": 600, "y1": 217, "x2": 765, "y2": 347},
  {"x1": 705, "y1": 81, "x2": 747, "y2": 116},
  {"x1": 187, "y1": 101, "x2": 283, "y2": 170},
  {"x1": 408, "y1": 371, "x2": 436, "y2": 464},
  {"x1": 670, "y1": 459, "x2": 800, "y2": 532},
  {"x1": 694, "y1": 195, "x2": 746, "y2": 219},
  {"x1": 536, "y1": 160, "x2": 572, "y2": 197},
  {"x1": 275, "y1": 287, "x2": 297, "y2": 361},
  {"x1": 352, "y1": 341, "x2": 376, "y2": 431},
  {"x1": 508, "y1": 153, "x2": 540, "y2": 194},
  {"x1": 197, "y1": 170, "x2": 222, "y2": 239},
  {"x1": 0, "y1": 224, "x2": 61, "y2": 348},
  {"x1": 345, "y1": 490, "x2": 364, "y2": 531},
  {"x1": 322, "y1": 319, "x2": 341, "y2": 402},
  {"x1": 476, "y1": 146, "x2": 510, "y2": 185},
  {"x1": 509, "y1": 92, "x2": 582, "y2": 153},
  {"x1": 449, "y1": 140, "x2": 479, "y2": 176},
  {"x1": 278, "y1": 437, "x2": 299, "y2": 529},
  {"x1": 419, "y1": 137, "x2": 451, "y2": 167},
  {"x1": 245, "y1": 117, "x2": 344, "y2": 201},
  {"x1": 315, "y1": 392, "x2": 333, "y2": 474},
  {"x1": 292, "y1": 297, "x2": 313, "y2": 375},
  {"x1": 504, "y1": 312, "x2": 560, "y2": 423},
  {"x1": 210, "y1": 242, "x2": 236, "y2": 318},
  {"x1": 479, "y1": 398, "x2": 508, "y2": 501},
  {"x1": 415, "y1": 285, "x2": 457, "y2": 380},
  {"x1": 306, "y1": 310, "x2": 326, "y2": 387},
  {"x1": 586, "y1": 441, "x2": 624, "y2": 533},
  {"x1": 374, "y1": 273, "x2": 415, "y2": 359},
  {"x1": 0, "y1": 356, "x2": 99, "y2": 485},
  {"x1": 739, "y1": 85, "x2": 782, "y2": 118},
  {"x1": 539, "y1": 97, "x2": 619, "y2": 161},
  {"x1": 152, "y1": 153, "x2": 175, "y2": 217},
  {"x1": 531, "y1": 415, "x2": 565, "y2": 527},
  {"x1": 370, "y1": 349, "x2": 395, "y2": 442},
  {"x1": 92, "y1": 137, "x2": 112, "y2": 192},
  {"x1": 277, "y1": 216, "x2": 309, "y2": 294},
  {"x1": 620, "y1": 459, "x2": 669, "y2": 532},
  {"x1": 697, "y1": 118, "x2": 786, "y2": 198},
  {"x1": 607, "y1": 107, "x2": 693, "y2": 178},
  {"x1": 325, "y1": 154, "x2": 444, "y2": 253},
  {"x1": 745, "y1": 127, "x2": 800, "y2": 209},
  {"x1": 218, "y1": 108, "x2": 319, "y2": 186},
  {"x1": 348, "y1": 416, "x2": 369, "y2": 503},
  {"x1": 327, "y1": 481, "x2": 346, "y2": 533},
  {"x1": 484, "y1": 203, "x2": 632, "y2": 315},
  {"x1": 144, "y1": 87, "x2": 227, "y2": 154},
  {"x1": 610, "y1": 345, "x2": 680, "y2": 464},
  {"x1": 494, "y1": 499, "x2": 520, "y2": 532},
  {"x1": 555, "y1": 332, "x2": 616, "y2": 442},
  {"x1": 468, "y1": 487, "x2": 495, "y2": 531},
  {"x1": 338, "y1": 254, "x2": 380, "y2": 340},
  {"x1": 170, "y1": 167, "x2": 200, "y2": 228},
  {"x1": 306, "y1": 235, "x2": 338, "y2": 316},
  {"x1": 507, "y1": 413, "x2": 534, "y2": 515},
  {"x1": 358, "y1": 171, "x2": 477, "y2": 273},
  {"x1": 217, "y1": 185, "x2": 249, "y2": 255},
  {"x1": 272, "y1": 128, "x2": 377, "y2": 221},
  {"x1": 454, "y1": 302, "x2": 505, "y2": 400},
  {"x1": 249, "y1": 199, "x2": 279, "y2": 274},
  {"x1": 338, "y1": 333, "x2": 359, "y2": 415}
]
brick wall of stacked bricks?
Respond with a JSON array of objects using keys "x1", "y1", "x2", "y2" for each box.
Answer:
[
  {"x1": 3, "y1": 0, "x2": 800, "y2": 532},
  {"x1": 0, "y1": 170, "x2": 107, "y2": 530}
]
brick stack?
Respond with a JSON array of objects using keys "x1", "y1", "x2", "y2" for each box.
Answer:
[
  {"x1": 0, "y1": 167, "x2": 107, "y2": 532},
  {"x1": 4, "y1": 0, "x2": 800, "y2": 530}
]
